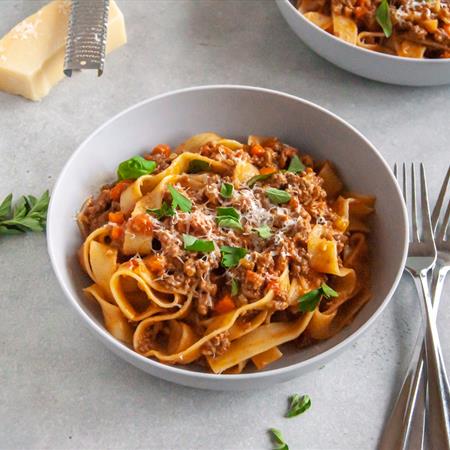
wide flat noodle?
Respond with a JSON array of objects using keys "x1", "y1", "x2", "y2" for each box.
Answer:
[{"x1": 85, "y1": 284, "x2": 134, "y2": 344}]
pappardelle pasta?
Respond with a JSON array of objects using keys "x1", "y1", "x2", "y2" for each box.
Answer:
[
  {"x1": 297, "y1": 0, "x2": 450, "y2": 58},
  {"x1": 77, "y1": 133, "x2": 375, "y2": 374}
]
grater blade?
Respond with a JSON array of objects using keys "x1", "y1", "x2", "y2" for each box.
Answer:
[{"x1": 64, "y1": 0, "x2": 110, "y2": 77}]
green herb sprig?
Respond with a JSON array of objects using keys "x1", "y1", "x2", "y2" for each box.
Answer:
[
  {"x1": 286, "y1": 155, "x2": 305, "y2": 174},
  {"x1": 220, "y1": 246, "x2": 247, "y2": 268},
  {"x1": 376, "y1": 0, "x2": 392, "y2": 38},
  {"x1": 183, "y1": 234, "x2": 214, "y2": 253},
  {"x1": 216, "y1": 207, "x2": 242, "y2": 230},
  {"x1": 0, "y1": 191, "x2": 50, "y2": 236},
  {"x1": 231, "y1": 279, "x2": 239, "y2": 296},
  {"x1": 298, "y1": 283, "x2": 338, "y2": 312},
  {"x1": 167, "y1": 185, "x2": 192, "y2": 212},
  {"x1": 254, "y1": 225, "x2": 272, "y2": 239},
  {"x1": 117, "y1": 156, "x2": 156, "y2": 180},
  {"x1": 147, "y1": 201, "x2": 175, "y2": 220},
  {"x1": 266, "y1": 188, "x2": 291, "y2": 204},
  {"x1": 269, "y1": 429, "x2": 289, "y2": 450},
  {"x1": 286, "y1": 394, "x2": 312, "y2": 418},
  {"x1": 248, "y1": 172, "x2": 275, "y2": 188},
  {"x1": 188, "y1": 159, "x2": 210, "y2": 173},
  {"x1": 220, "y1": 183, "x2": 234, "y2": 199}
]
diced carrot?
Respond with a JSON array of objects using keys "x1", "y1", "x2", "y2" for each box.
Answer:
[
  {"x1": 214, "y1": 294, "x2": 235, "y2": 314},
  {"x1": 250, "y1": 144, "x2": 265, "y2": 157},
  {"x1": 245, "y1": 270, "x2": 259, "y2": 283},
  {"x1": 354, "y1": 6, "x2": 367, "y2": 18},
  {"x1": 145, "y1": 255, "x2": 165, "y2": 275},
  {"x1": 444, "y1": 24, "x2": 450, "y2": 37},
  {"x1": 260, "y1": 166, "x2": 277, "y2": 175},
  {"x1": 128, "y1": 213, "x2": 153, "y2": 235},
  {"x1": 267, "y1": 280, "x2": 279, "y2": 291},
  {"x1": 152, "y1": 144, "x2": 171, "y2": 157},
  {"x1": 289, "y1": 196, "x2": 299, "y2": 208},
  {"x1": 108, "y1": 211, "x2": 125, "y2": 224},
  {"x1": 110, "y1": 181, "x2": 131, "y2": 201},
  {"x1": 110, "y1": 226, "x2": 124, "y2": 241}
]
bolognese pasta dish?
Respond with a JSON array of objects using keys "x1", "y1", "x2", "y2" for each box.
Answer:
[
  {"x1": 297, "y1": 0, "x2": 450, "y2": 58},
  {"x1": 77, "y1": 133, "x2": 374, "y2": 374}
]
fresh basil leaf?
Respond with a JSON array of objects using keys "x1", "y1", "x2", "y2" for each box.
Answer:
[
  {"x1": 265, "y1": 188, "x2": 291, "y2": 204},
  {"x1": 188, "y1": 159, "x2": 210, "y2": 173},
  {"x1": 216, "y1": 207, "x2": 242, "y2": 230},
  {"x1": 13, "y1": 196, "x2": 28, "y2": 220},
  {"x1": 147, "y1": 201, "x2": 175, "y2": 220},
  {"x1": 0, "y1": 193, "x2": 13, "y2": 220},
  {"x1": 298, "y1": 289, "x2": 321, "y2": 312},
  {"x1": 220, "y1": 246, "x2": 247, "y2": 268},
  {"x1": 117, "y1": 156, "x2": 156, "y2": 180},
  {"x1": 254, "y1": 225, "x2": 272, "y2": 239},
  {"x1": 286, "y1": 155, "x2": 305, "y2": 174},
  {"x1": 321, "y1": 283, "x2": 338, "y2": 298},
  {"x1": 286, "y1": 394, "x2": 311, "y2": 418},
  {"x1": 217, "y1": 207, "x2": 240, "y2": 221},
  {"x1": 220, "y1": 183, "x2": 234, "y2": 199},
  {"x1": 231, "y1": 279, "x2": 239, "y2": 296},
  {"x1": 376, "y1": 0, "x2": 392, "y2": 38},
  {"x1": 217, "y1": 217, "x2": 243, "y2": 230},
  {"x1": 269, "y1": 428, "x2": 289, "y2": 450},
  {"x1": 183, "y1": 234, "x2": 214, "y2": 252},
  {"x1": 247, "y1": 172, "x2": 275, "y2": 188},
  {"x1": 167, "y1": 185, "x2": 192, "y2": 212}
]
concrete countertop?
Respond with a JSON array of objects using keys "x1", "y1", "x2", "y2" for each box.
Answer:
[{"x1": 0, "y1": 1, "x2": 449, "y2": 449}]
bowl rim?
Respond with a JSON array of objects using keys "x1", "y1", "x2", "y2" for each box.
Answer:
[
  {"x1": 277, "y1": 0, "x2": 450, "y2": 65},
  {"x1": 47, "y1": 84, "x2": 408, "y2": 383}
]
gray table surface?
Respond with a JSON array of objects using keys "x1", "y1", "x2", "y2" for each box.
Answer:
[{"x1": 0, "y1": 1, "x2": 449, "y2": 449}]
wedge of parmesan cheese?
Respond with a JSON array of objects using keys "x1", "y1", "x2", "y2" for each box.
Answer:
[{"x1": 0, "y1": 0, "x2": 127, "y2": 101}]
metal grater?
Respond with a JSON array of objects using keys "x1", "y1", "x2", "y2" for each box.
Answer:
[{"x1": 64, "y1": 0, "x2": 110, "y2": 77}]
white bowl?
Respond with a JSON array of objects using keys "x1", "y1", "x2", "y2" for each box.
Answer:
[
  {"x1": 276, "y1": 0, "x2": 450, "y2": 86},
  {"x1": 47, "y1": 85, "x2": 408, "y2": 390}
]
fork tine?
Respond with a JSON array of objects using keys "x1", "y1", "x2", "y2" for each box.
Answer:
[
  {"x1": 402, "y1": 163, "x2": 407, "y2": 203},
  {"x1": 411, "y1": 163, "x2": 419, "y2": 242},
  {"x1": 436, "y1": 198, "x2": 450, "y2": 242},
  {"x1": 393, "y1": 163, "x2": 398, "y2": 180},
  {"x1": 420, "y1": 163, "x2": 434, "y2": 243},
  {"x1": 432, "y1": 166, "x2": 450, "y2": 232}
]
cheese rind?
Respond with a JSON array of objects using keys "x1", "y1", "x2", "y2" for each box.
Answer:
[{"x1": 0, "y1": 0, "x2": 127, "y2": 101}]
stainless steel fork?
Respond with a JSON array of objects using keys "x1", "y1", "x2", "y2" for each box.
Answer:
[{"x1": 379, "y1": 163, "x2": 450, "y2": 450}]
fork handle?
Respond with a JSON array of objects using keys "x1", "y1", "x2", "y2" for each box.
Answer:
[
  {"x1": 414, "y1": 273, "x2": 450, "y2": 450},
  {"x1": 378, "y1": 334, "x2": 425, "y2": 450}
]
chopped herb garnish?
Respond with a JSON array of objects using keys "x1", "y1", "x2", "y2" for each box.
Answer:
[
  {"x1": 0, "y1": 191, "x2": 50, "y2": 235},
  {"x1": 265, "y1": 188, "x2": 291, "y2": 204},
  {"x1": 147, "y1": 201, "x2": 175, "y2": 220},
  {"x1": 220, "y1": 246, "x2": 247, "y2": 268},
  {"x1": 117, "y1": 156, "x2": 156, "y2": 180},
  {"x1": 188, "y1": 159, "x2": 210, "y2": 173},
  {"x1": 254, "y1": 225, "x2": 272, "y2": 239},
  {"x1": 216, "y1": 207, "x2": 242, "y2": 230},
  {"x1": 298, "y1": 282, "x2": 339, "y2": 312},
  {"x1": 269, "y1": 428, "x2": 289, "y2": 450},
  {"x1": 183, "y1": 234, "x2": 214, "y2": 253},
  {"x1": 286, "y1": 155, "x2": 305, "y2": 174},
  {"x1": 376, "y1": 0, "x2": 392, "y2": 38},
  {"x1": 321, "y1": 283, "x2": 338, "y2": 298},
  {"x1": 247, "y1": 172, "x2": 275, "y2": 188},
  {"x1": 217, "y1": 207, "x2": 240, "y2": 220},
  {"x1": 231, "y1": 279, "x2": 239, "y2": 296},
  {"x1": 286, "y1": 394, "x2": 312, "y2": 418},
  {"x1": 220, "y1": 182, "x2": 234, "y2": 198},
  {"x1": 167, "y1": 185, "x2": 192, "y2": 212}
]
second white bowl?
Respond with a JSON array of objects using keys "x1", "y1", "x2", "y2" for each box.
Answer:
[{"x1": 276, "y1": 0, "x2": 450, "y2": 86}]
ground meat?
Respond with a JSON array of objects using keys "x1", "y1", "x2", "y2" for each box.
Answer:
[
  {"x1": 77, "y1": 187, "x2": 119, "y2": 236},
  {"x1": 201, "y1": 332, "x2": 231, "y2": 357}
]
